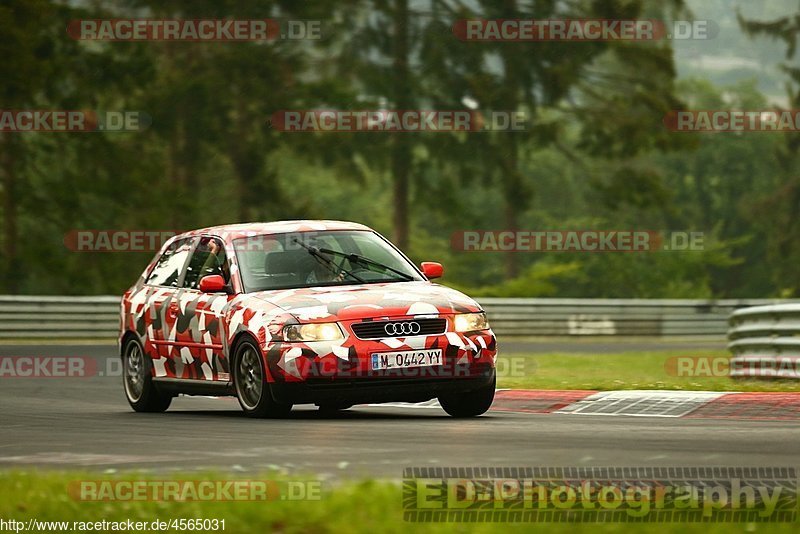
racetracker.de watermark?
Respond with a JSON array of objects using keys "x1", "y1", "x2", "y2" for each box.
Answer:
[
  {"x1": 63, "y1": 230, "x2": 181, "y2": 252},
  {"x1": 664, "y1": 110, "x2": 800, "y2": 132},
  {"x1": 64, "y1": 229, "x2": 414, "y2": 252},
  {"x1": 69, "y1": 479, "x2": 321, "y2": 501},
  {"x1": 270, "y1": 110, "x2": 527, "y2": 132},
  {"x1": 1, "y1": 519, "x2": 226, "y2": 533},
  {"x1": 452, "y1": 231, "x2": 704, "y2": 252},
  {"x1": 0, "y1": 110, "x2": 149, "y2": 132},
  {"x1": 67, "y1": 19, "x2": 323, "y2": 41},
  {"x1": 403, "y1": 466, "x2": 799, "y2": 522},
  {"x1": 66, "y1": 228, "x2": 414, "y2": 252},
  {"x1": 665, "y1": 356, "x2": 800, "y2": 378},
  {"x1": 0, "y1": 356, "x2": 118, "y2": 378},
  {"x1": 452, "y1": 19, "x2": 717, "y2": 41}
]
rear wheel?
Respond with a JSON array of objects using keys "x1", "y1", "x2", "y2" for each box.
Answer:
[
  {"x1": 123, "y1": 337, "x2": 172, "y2": 413},
  {"x1": 438, "y1": 372, "x2": 496, "y2": 418},
  {"x1": 233, "y1": 339, "x2": 292, "y2": 418}
]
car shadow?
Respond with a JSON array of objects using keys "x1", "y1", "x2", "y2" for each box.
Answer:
[{"x1": 129, "y1": 407, "x2": 499, "y2": 421}]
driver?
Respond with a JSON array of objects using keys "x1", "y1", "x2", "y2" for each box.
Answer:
[
  {"x1": 306, "y1": 256, "x2": 346, "y2": 284},
  {"x1": 199, "y1": 239, "x2": 229, "y2": 282}
]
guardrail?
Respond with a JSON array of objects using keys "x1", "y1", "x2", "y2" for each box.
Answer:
[
  {"x1": 0, "y1": 295, "x2": 121, "y2": 339},
  {"x1": 727, "y1": 304, "x2": 800, "y2": 378},
  {"x1": 479, "y1": 298, "x2": 791, "y2": 338},
  {"x1": 0, "y1": 295, "x2": 790, "y2": 340}
]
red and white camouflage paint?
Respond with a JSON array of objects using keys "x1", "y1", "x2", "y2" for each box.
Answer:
[{"x1": 119, "y1": 221, "x2": 497, "y2": 416}]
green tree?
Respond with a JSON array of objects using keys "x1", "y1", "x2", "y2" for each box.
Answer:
[
  {"x1": 739, "y1": 5, "x2": 800, "y2": 295},
  {"x1": 0, "y1": 0, "x2": 58, "y2": 292}
]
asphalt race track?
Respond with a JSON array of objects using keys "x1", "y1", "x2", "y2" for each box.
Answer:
[{"x1": 1, "y1": 343, "x2": 797, "y2": 479}]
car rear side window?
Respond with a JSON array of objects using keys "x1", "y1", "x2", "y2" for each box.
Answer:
[{"x1": 145, "y1": 238, "x2": 194, "y2": 287}]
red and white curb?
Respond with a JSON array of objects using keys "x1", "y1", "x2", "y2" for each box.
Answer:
[
  {"x1": 552, "y1": 390, "x2": 726, "y2": 417},
  {"x1": 495, "y1": 390, "x2": 800, "y2": 420},
  {"x1": 371, "y1": 390, "x2": 800, "y2": 420}
]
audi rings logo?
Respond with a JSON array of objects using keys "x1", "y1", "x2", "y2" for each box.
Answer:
[{"x1": 384, "y1": 321, "x2": 421, "y2": 336}]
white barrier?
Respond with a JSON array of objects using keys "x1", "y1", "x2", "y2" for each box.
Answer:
[
  {"x1": 0, "y1": 295, "x2": 790, "y2": 340},
  {"x1": 728, "y1": 304, "x2": 800, "y2": 378}
]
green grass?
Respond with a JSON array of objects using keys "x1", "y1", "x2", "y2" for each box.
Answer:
[
  {"x1": 496, "y1": 350, "x2": 800, "y2": 392},
  {"x1": 0, "y1": 471, "x2": 796, "y2": 533}
]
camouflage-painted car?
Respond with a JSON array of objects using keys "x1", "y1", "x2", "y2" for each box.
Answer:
[{"x1": 120, "y1": 221, "x2": 497, "y2": 418}]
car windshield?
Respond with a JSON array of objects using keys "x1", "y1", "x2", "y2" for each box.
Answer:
[{"x1": 233, "y1": 230, "x2": 424, "y2": 292}]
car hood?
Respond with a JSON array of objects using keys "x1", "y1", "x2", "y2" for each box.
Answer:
[{"x1": 249, "y1": 281, "x2": 482, "y2": 322}]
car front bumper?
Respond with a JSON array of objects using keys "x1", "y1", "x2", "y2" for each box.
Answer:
[
  {"x1": 269, "y1": 366, "x2": 496, "y2": 405},
  {"x1": 263, "y1": 329, "x2": 497, "y2": 404}
]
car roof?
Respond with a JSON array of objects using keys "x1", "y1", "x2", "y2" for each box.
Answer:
[{"x1": 178, "y1": 220, "x2": 373, "y2": 241}]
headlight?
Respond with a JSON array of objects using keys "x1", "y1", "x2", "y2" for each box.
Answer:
[
  {"x1": 283, "y1": 322, "x2": 344, "y2": 342},
  {"x1": 453, "y1": 312, "x2": 490, "y2": 333}
]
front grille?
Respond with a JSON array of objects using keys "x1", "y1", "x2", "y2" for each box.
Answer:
[{"x1": 351, "y1": 318, "x2": 447, "y2": 339}]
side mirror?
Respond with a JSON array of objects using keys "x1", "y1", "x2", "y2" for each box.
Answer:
[
  {"x1": 420, "y1": 262, "x2": 444, "y2": 280},
  {"x1": 199, "y1": 274, "x2": 227, "y2": 293}
]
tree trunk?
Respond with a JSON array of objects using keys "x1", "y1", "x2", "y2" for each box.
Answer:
[
  {"x1": 1, "y1": 134, "x2": 19, "y2": 293},
  {"x1": 502, "y1": 139, "x2": 521, "y2": 279},
  {"x1": 500, "y1": 0, "x2": 522, "y2": 278},
  {"x1": 391, "y1": 0, "x2": 411, "y2": 249}
]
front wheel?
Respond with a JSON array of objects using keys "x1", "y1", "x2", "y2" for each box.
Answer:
[
  {"x1": 122, "y1": 337, "x2": 172, "y2": 413},
  {"x1": 233, "y1": 339, "x2": 292, "y2": 418},
  {"x1": 438, "y1": 372, "x2": 496, "y2": 418}
]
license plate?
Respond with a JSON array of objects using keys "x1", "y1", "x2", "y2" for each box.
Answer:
[{"x1": 371, "y1": 349, "x2": 443, "y2": 371}]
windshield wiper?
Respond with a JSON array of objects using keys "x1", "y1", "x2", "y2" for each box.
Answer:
[
  {"x1": 292, "y1": 239, "x2": 367, "y2": 284},
  {"x1": 317, "y1": 247, "x2": 415, "y2": 281}
]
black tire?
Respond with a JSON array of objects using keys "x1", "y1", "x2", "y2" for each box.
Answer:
[
  {"x1": 233, "y1": 339, "x2": 292, "y2": 418},
  {"x1": 438, "y1": 372, "x2": 496, "y2": 418},
  {"x1": 122, "y1": 337, "x2": 172, "y2": 413}
]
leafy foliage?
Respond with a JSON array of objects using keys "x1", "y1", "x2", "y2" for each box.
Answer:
[{"x1": 0, "y1": 0, "x2": 796, "y2": 297}]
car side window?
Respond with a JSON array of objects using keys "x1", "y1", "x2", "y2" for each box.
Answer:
[
  {"x1": 183, "y1": 237, "x2": 230, "y2": 290},
  {"x1": 145, "y1": 238, "x2": 194, "y2": 287}
]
